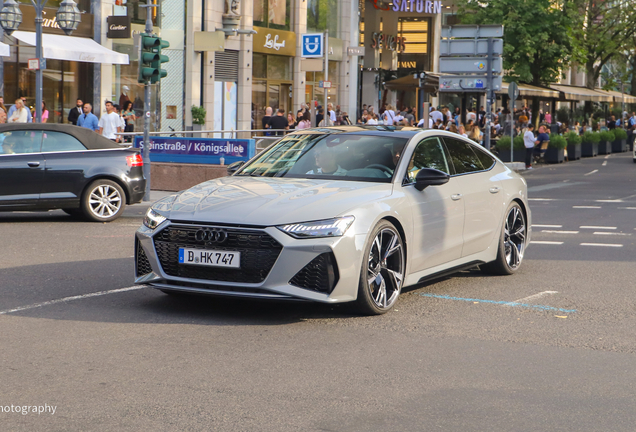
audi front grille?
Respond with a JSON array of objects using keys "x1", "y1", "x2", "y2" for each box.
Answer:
[{"x1": 153, "y1": 225, "x2": 283, "y2": 284}]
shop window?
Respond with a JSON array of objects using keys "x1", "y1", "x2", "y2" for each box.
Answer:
[
  {"x1": 253, "y1": 54, "x2": 267, "y2": 79},
  {"x1": 254, "y1": 0, "x2": 291, "y2": 31},
  {"x1": 267, "y1": 55, "x2": 291, "y2": 80},
  {"x1": 306, "y1": 0, "x2": 339, "y2": 35},
  {"x1": 397, "y1": 17, "x2": 430, "y2": 73}
]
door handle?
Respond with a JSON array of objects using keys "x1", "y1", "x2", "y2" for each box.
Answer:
[
  {"x1": 489, "y1": 186, "x2": 501, "y2": 194},
  {"x1": 27, "y1": 162, "x2": 40, "y2": 168},
  {"x1": 451, "y1": 193, "x2": 463, "y2": 201}
]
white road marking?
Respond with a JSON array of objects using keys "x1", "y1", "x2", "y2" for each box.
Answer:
[
  {"x1": 528, "y1": 198, "x2": 556, "y2": 201},
  {"x1": 580, "y1": 243, "x2": 623, "y2": 248},
  {"x1": 0, "y1": 286, "x2": 146, "y2": 315},
  {"x1": 531, "y1": 241, "x2": 564, "y2": 245},
  {"x1": 618, "y1": 207, "x2": 636, "y2": 210},
  {"x1": 593, "y1": 232, "x2": 631, "y2": 236},
  {"x1": 505, "y1": 291, "x2": 558, "y2": 306},
  {"x1": 584, "y1": 169, "x2": 599, "y2": 176},
  {"x1": 602, "y1": 161, "x2": 608, "y2": 166},
  {"x1": 596, "y1": 199, "x2": 622, "y2": 203},
  {"x1": 604, "y1": 155, "x2": 611, "y2": 159},
  {"x1": 532, "y1": 224, "x2": 563, "y2": 228},
  {"x1": 573, "y1": 206, "x2": 601, "y2": 209},
  {"x1": 580, "y1": 226, "x2": 616, "y2": 230},
  {"x1": 541, "y1": 230, "x2": 579, "y2": 234}
]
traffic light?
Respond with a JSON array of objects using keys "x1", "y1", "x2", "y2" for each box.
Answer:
[
  {"x1": 138, "y1": 33, "x2": 160, "y2": 83},
  {"x1": 150, "y1": 38, "x2": 170, "y2": 84}
]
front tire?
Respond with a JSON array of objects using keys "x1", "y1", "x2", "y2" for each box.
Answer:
[
  {"x1": 81, "y1": 180, "x2": 126, "y2": 222},
  {"x1": 354, "y1": 220, "x2": 406, "y2": 315},
  {"x1": 483, "y1": 201, "x2": 527, "y2": 275}
]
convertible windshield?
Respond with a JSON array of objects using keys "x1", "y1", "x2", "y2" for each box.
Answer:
[{"x1": 238, "y1": 134, "x2": 408, "y2": 182}]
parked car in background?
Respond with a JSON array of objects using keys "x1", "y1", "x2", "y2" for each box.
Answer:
[
  {"x1": 135, "y1": 126, "x2": 530, "y2": 315},
  {"x1": 0, "y1": 124, "x2": 146, "y2": 222}
]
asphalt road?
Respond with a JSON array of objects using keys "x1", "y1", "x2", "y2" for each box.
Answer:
[{"x1": 1, "y1": 153, "x2": 636, "y2": 431}]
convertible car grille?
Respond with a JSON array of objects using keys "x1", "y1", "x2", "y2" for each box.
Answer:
[
  {"x1": 289, "y1": 252, "x2": 339, "y2": 294},
  {"x1": 154, "y1": 225, "x2": 282, "y2": 283},
  {"x1": 136, "y1": 240, "x2": 153, "y2": 277}
]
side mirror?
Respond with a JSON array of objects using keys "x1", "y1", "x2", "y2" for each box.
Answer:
[
  {"x1": 226, "y1": 161, "x2": 245, "y2": 176},
  {"x1": 414, "y1": 168, "x2": 450, "y2": 191}
]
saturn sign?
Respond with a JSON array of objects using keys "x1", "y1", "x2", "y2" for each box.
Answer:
[{"x1": 301, "y1": 33, "x2": 324, "y2": 58}]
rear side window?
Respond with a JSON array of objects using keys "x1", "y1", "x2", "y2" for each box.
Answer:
[
  {"x1": 442, "y1": 137, "x2": 485, "y2": 174},
  {"x1": 472, "y1": 146, "x2": 495, "y2": 170},
  {"x1": 42, "y1": 131, "x2": 86, "y2": 153},
  {"x1": 0, "y1": 130, "x2": 43, "y2": 155}
]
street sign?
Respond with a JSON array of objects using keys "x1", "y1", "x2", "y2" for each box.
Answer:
[
  {"x1": 347, "y1": 46, "x2": 365, "y2": 56},
  {"x1": 27, "y1": 58, "x2": 39, "y2": 70},
  {"x1": 318, "y1": 81, "x2": 332, "y2": 88},
  {"x1": 440, "y1": 39, "x2": 503, "y2": 56},
  {"x1": 440, "y1": 56, "x2": 503, "y2": 74},
  {"x1": 439, "y1": 75, "x2": 503, "y2": 92},
  {"x1": 508, "y1": 81, "x2": 520, "y2": 100},
  {"x1": 301, "y1": 33, "x2": 323, "y2": 58},
  {"x1": 441, "y1": 25, "x2": 504, "y2": 38}
]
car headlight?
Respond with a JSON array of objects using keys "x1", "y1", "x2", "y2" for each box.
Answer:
[
  {"x1": 143, "y1": 208, "x2": 167, "y2": 229},
  {"x1": 277, "y1": 216, "x2": 355, "y2": 239}
]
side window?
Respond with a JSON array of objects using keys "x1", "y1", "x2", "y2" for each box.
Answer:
[
  {"x1": 442, "y1": 137, "x2": 484, "y2": 174},
  {"x1": 406, "y1": 137, "x2": 450, "y2": 183},
  {"x1": 41, "y1": 131, "x2": 86, "y2": 153},
  {"x1": 0, "y1": 130, "x2": 43, "y2": 155},
  {"x1": 472, "y1": 146, "x2": 495, "y2": 170}
]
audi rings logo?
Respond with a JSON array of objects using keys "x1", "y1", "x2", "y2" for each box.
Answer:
[{"x1": 195, "y1": 228, "x2": 228, "y2": 244}]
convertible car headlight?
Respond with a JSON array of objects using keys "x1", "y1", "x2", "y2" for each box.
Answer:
[
  {"x1": 277, "y1": 216, "x2": 355, "y2": 239},
  {"x1": 143, "y1": 208, "x2": 167, "y2": 229}
]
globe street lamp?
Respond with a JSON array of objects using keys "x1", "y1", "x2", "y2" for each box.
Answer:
[{"x1": 0, "y1": 0, "x2": 81, "y2": 122}]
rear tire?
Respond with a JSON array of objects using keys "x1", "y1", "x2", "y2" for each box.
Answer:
[
  {"x1": 482, "y1": 201, "x2": 527, "y2": 275},
  {"x1": 81, "y1": 179, "x2": 126, "y2": 222},
  {"x1": 354, "y1": 220, "x2": 405, "y2": 315}
]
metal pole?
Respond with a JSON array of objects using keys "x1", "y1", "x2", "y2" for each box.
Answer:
[
  {"x1": 485, "y1": 37, "x2": 493, "y2": 149},
  {"x1": 142, "y1": 0, "x2": 153, "y2": 201},
  {"x1": 34, "y1": 0, "x2": 44, "y2": 123},
  {"x1": 621, "y1": 81, "x2": 625, "y2": 127},
  {"x1": 324, "y1": 30, "x2": 329, "y2": 121}
]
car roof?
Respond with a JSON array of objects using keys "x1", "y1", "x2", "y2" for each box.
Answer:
[
  {"x1": 288, "y1": 125, "x2": 423, "y2": 139},
  {"x1": 0, "y1": 123, "x2": 121, "y2": 150}
]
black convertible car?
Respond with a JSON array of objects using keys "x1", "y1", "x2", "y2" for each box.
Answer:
[{"x1": 0, "y1": 124, "x2": 146, "y2": 222}]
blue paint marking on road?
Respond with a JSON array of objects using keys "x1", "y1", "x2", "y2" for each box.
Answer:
[{"x1": 421, "y1": 294, "x2": 577, "y2": 313}]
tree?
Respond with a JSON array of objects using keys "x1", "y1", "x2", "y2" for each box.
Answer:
[{"x1": 457, "y1": 0, "x2": 575, "y2": 87}]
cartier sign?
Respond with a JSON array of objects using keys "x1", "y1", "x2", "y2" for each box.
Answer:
[
  {"x1": 253, "y1": 26, "x2": 296, "y2": 57},
  {"x1": 107, "y1": 16, "x2": 131, "y2": 39}
]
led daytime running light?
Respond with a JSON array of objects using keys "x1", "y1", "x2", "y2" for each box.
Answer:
[{"x1": 278, "y1": 216, "x2": 355, "y2": 238}]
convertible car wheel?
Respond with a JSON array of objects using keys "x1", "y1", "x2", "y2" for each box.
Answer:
[
  {"x1": 483, "y1": 202, "x2": 526, "y2": 275},
  {"x1": 355, "y1": 220, "x2": 405, "y2": 315},
  {"x1": 82, "y1": 180, "x2": 126, "y2": 222}
]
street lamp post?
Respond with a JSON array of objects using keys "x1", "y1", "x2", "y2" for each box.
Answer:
[{"x1": 0, "y1": 0, "x2": 80, "y2": 123}]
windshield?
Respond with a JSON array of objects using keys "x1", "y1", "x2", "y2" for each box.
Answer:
[{"x1": 237, "y1": 134, "x2": 408, "y2": 182}]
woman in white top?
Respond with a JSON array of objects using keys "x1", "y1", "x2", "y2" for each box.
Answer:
[
  {"x1": 382, "y1": 104, "x2": 396, "y2": 125},
  {"x1": 9, "y1": 99, "x2": 28, "y2": 123}
]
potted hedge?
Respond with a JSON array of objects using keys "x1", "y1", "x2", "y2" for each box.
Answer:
[
  {"x1": 612, "y1": 128, "x2": 628, "y2": 152},
  {"x1": 581, "y1": 131, "x2": 599, "y2": 157},
  {"x1": 598, "y1": 130, "x2": 613, "y2": 155},
  {"x1": 565, "y1": 131, "x2": 581, "y2": 160},
  {"x1": 189, "y1": 105, "x2": 207, "y2": 137},
  {"x1": 495, "y1": 135, "x2": 526, "y2": 162},
  {"x1": 546, "y1": 134, "x2": 566, "y2": 163}
]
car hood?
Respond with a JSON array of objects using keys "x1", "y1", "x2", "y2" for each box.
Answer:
[{"x1": 152, "y1": 176, "x2": 393, "y2": 225}]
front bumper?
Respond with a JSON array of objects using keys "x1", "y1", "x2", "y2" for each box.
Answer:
[{"x1": 134, "y1": 220, "x2": 364, "y2": 303}]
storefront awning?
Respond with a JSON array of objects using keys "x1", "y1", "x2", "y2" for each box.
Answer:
[
  {"x1": 549, "y1": 84, "x2": 613, "y2": 103},
  {"x1": 12, "y1": 31, "x2": 129, "y2": 65},
  {"x1": 601, "y1": 89, "x2": 636, "y2": 104},
  {"x1": 499, "y1": 82, "x2": 559, "y2": 99},
  {"x1": 0, "y1": 42, "x2": 9, "y2": 57}
]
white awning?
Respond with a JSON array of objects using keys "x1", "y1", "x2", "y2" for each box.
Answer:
[
  {"x1": 11, "y1": 31, "x2": 129, "y2": 65},
  {"x1": 0, "y1": 42, "x2": 9, "y2": 57}
]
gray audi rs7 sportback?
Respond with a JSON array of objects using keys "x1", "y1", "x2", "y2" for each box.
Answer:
[{"x1": 135, "y1": 126, "x2": 530, "y2": 314}]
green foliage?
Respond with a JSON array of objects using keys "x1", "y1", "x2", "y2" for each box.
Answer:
[
  {"x1": 548, "y1": 134, "x2": 567, "y2": 149},
  {"x1": 599, "y1": 130, "x2": 615, "y2": 142},
  {"x1": 496, "y1": 135, "x2": 525, "y2": 151},
  {"x1": 191, "y1": 105, "x2": 206, "y2": 125},
  {"x1": 582, "y1": 131, "x2": 601, "y2": 143},
  {"x1": 556, "y1": 107, "x2": 570, "y2": 124},
  {"x1": 564, "y1": 131, "x2": 581, "y2": 146},
  {"x1": 457, "y1": 0, "x2": 574, "y2": 85},
  {"x1": 614, "y1": 128, "x2": 628, "y2": 140}
]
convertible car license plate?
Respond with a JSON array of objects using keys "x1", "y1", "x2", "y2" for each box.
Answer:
[{"x1": 178, "y1": 248, "x2": 241, "y2": 268}]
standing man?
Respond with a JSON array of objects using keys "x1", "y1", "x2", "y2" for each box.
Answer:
[
  {"x1": 268, "y1": 108, "x2": 289, "y2": 136},
  {"x1": 524, "y1": 124, "x2": 536, "y2": 170},
  {"x1": 68, "y1": 98, "x2": 83, "y2": 125},
  {"x1": 77, "y1": 103, "x2": 99, "y2": 131},
  {"x1": 327, "y1": 103, "x2": 337, "y2": 124},
  {"x1": 430, "y1": 106, "x2": 444, "y2": 124},
  {"x1": 98, "y1": 101, "x2": 123, "y2": 143}
]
